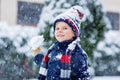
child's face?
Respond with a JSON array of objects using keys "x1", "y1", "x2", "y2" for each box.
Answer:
[{"x1": 55, "y1": 21, "x2": 74, "y2": 42}]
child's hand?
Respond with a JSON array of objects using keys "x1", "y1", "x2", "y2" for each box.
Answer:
[
  {"x1": 31, "y1": 47, "x2": 41, "y2": 56},
  {"x1": 28, "y1": 35, "x2": 44, "y2": 56}
]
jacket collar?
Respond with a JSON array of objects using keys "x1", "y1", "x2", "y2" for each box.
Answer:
[{"x1": 57, "y1": 40, "x2": 74, "y2": 50}]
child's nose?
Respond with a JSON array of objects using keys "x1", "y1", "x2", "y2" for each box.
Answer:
[{"x1": 58, "y1": 28, "x2": 63, "y2": 32}]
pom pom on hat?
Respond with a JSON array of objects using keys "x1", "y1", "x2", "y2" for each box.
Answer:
[{"x1": 53, "y1": 5, "x2": 86, "y2": 38}]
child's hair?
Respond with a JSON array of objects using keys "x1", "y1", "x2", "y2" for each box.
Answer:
[{"x1": 53, "y1": 5, "x2": 86, "y2": 38}]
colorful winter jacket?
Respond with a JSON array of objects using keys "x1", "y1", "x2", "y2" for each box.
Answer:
[{"x1": 34, "y1": 40, "x2": 90, "y2": 80}]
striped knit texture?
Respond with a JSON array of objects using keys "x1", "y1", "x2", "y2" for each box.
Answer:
[{"x1": 38, "y1": 38, "x2": 79, "y2": 79}]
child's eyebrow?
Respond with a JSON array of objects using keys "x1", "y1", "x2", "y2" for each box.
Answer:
[{"x1": 63, "y1": 26, "x2": 67, "y2": 27}]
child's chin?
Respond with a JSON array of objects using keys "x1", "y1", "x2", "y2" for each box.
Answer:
[{"x1": 58, "y1": 40, "x2": 65, "y2": 42}]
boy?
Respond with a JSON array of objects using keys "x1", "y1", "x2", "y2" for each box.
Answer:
[{"x1": 33, "y1": 5, "x2": 90, "y2": 80}]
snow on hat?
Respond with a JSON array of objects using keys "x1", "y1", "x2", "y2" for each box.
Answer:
[{"x1": 53, "y1": 5, "x2": 86, "y2": 38}]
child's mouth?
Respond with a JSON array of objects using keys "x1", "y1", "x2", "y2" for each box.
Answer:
[{"x1": 57, "y1": 35, "x2": 64, "y2": 37}]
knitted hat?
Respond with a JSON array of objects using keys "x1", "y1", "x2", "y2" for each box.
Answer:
[{"x1": 53, "y1": 5, "x2": 86, "y2": 38}]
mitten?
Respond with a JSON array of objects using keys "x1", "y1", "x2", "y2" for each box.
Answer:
[{"x1": 28, "y1": 35, "x2": 44, "y2": 56}]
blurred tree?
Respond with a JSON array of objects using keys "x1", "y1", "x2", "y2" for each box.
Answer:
[
  {"x1": 0, "y1": 37, "x2": 37, "y2": 79},
  {"x1": 93, "y1": 31, "x2": 120, "y2": 76},
  {"x1": 80, "y1": 0, "x2": 109, "y2": 59}
]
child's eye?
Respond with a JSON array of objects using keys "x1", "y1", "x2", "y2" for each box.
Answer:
[
  {"x1": 55, "y1": 27, "x2": 59, "y2": 30},
  {"x1": 63, "y1": 27, "x2": 68, "y2": 30}
]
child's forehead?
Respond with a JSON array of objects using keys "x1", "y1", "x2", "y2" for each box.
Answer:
[{"x1": 55, "y1": 21, "x2": 70, "y2": 27}]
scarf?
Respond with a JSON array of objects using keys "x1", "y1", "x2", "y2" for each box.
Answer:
[{"x1": 38, "y1": 38, "x2": 80, "y2": 80}]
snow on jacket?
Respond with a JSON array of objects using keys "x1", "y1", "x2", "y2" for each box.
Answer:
[{"x1": 34, "y1": 40, "x2": 90, "y2": 80}]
